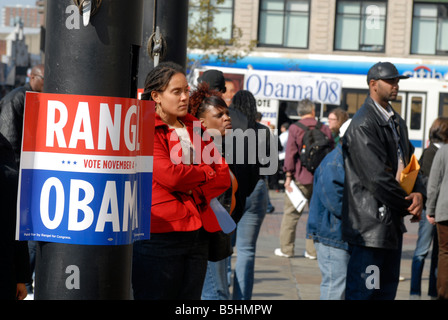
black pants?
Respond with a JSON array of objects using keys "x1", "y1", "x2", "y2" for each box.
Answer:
[{"x1": 132, "y1": 229, "x2": 209, "y2": 300}]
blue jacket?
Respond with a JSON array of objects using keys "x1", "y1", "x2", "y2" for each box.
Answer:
[{"x1": 307, "y1": 144, "x2": 348, "y2": 250}]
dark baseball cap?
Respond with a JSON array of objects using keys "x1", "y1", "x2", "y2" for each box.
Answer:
[
  {"x1": 367, "y1": 62, "x2": 409, "y2": 84},
  {"x1": 198, "y1": 70, "x2": 226, "y2": 93}
]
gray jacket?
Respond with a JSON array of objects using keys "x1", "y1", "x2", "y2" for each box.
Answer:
[{"x1": 426, "y1": 143, "x2": 448, "y2": 223}]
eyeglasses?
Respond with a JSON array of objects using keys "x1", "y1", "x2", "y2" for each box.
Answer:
[{"x1": 33, "y1": 74, "x2": 44, "y2": 80}]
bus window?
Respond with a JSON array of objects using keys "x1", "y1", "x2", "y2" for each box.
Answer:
[
  {"x1": 282, "y1": 100, "x2": 299, "y2": 121},
  {"x1": 410, "y1": 96, "x2": 423, "y2": 130},
  {"x1": 406, "y1": 93, "x2": 426, "y2": 156},
  {"x1": 345, "y1": 91, "x2": 367, "y2": 116},
  {"x1": 282, "y1": 100, "x2": 324, "y2": 120},
  {"x1": 390, "y1": 93, "x2": 404, "y2": 118},
  {"x1": 439, "y1": 93, "x2": 448, "y2": 117}
]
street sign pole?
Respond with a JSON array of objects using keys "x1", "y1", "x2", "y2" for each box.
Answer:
[
  {"x1": 35, "y1": 0, "x2": 143, "y2": 300},
  {"x1": 138, "y1": 0, "x2": 189, "y2": 87}
]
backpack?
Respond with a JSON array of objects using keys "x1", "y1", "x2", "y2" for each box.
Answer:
[{"x1": 294, "y1": 120, "x2": 332, "y2": 174}]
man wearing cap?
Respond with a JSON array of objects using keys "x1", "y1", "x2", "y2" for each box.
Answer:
[
  {"x1": 198, "y1": 69, "x2": 227, "y2": 93},
  {"x1": 342, "y1": 62, "x2": 426, "y2": 299}
]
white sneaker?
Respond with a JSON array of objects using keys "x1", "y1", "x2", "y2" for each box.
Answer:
[
  {"x1": 24, "y1": 293, "x2": 34, "y2": 300},
  {"x1": 274, "y1": 248, "x2": 292, "y2": 258},
  {"x1": 304, "y1": 251, "x2": 317, "y2": 260}
]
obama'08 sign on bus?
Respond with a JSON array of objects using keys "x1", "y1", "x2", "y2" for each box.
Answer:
[{"x1": 16, "y1": 92, "x2": 155, "y2": 245}]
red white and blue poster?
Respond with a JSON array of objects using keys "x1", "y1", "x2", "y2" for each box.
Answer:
[{"x1": 16, "y1": 92, "x2": 154, "y2": 245}]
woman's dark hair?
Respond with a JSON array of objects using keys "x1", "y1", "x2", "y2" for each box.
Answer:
[
  {"x1": 429, "y1": 116, "x2": 448, "y2": 143},
  {"x1": 230, "y1": 90, "x2": 257, "y2": 128},
  {"x1": 141, "y1": 61, "x2": 185, "y2": 101},
  {"x1": 189, "y1": 82, "x2": 227, "y2": 118}
]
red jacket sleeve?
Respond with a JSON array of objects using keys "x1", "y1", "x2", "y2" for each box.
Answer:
[
  {"x1": 192, "y1": 157, "x2": 231, "y2": 207},
  {"x1": 152, "y1": 128, "x2": 218, "y2": 194}
]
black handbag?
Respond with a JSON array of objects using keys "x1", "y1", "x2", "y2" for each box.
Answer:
[{"x1": 208, "y1": 231, "x2": 233, "y2": 262}]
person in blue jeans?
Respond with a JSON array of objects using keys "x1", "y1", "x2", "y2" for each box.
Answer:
[
  {"x1": 409, "y1": 118, "x2": 448, "y2": 299},
  {"x1": 232, "y1": 178, "x2": 268, "y2": 299},
  {"x1": 202, "y1": 256, "x2": 232, "y2": 300},
  {"x1": 190, "y1": 88, "x2": 235, "y2": 301},
  {"x1": 192, "y1": 76, "x2": 262, "y2": 300},
  {"x1": 410, "y1": 212, "x2": 438, "y2": 299},
  {"x1": 307, "y1": 119, "x2": 351, "y2": 300}
]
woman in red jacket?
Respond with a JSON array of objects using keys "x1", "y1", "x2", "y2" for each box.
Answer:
[{"x1": 132, "y1": 62, "x2": 230, "y2": 300}]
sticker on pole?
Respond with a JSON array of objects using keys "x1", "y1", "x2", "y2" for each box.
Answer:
[{"x1": 16, "y1": 92, "x2": 155, "y2": 245}]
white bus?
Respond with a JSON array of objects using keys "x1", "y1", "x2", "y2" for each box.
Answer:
[{"x1": 191, "y1": 55, "x2": 448, "y2": 158}]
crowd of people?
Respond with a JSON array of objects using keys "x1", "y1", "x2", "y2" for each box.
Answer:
[
  {"x1": 1, "y1": 60, "x2": 448, "y2": 301},
  {"x1": 299, "y1": 62, "x2": 446, "y2": 300}
]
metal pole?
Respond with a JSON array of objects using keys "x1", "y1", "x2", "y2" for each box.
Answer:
[
  {"x1": 35, "y1": 0, "x2": 143, "y2": 300},
  {"x1": 139, "y1": 0, "x2": 189, "y2": 83},
  {"x1": 138, "y1": 0, "x2": 155, "y2": 89},
  {"x1": 155, "y1": 0, "x2": 189, "y2": 68}
]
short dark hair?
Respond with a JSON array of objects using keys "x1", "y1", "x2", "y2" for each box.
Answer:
[
  {"x1": 189, "y1": 82, "x2": 227, "y2": 118},
  {"x1": 429, "y1": 116, "x2": 448, "y2": 143},
  {"x1": 196, "y1": 95, "x2": 228, "y2": 118}
]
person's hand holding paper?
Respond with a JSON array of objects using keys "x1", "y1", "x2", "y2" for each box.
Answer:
[
  {"x1": 400, "y1": 154, "x2": 423, "y2": 222},
  {"x1": 400, "y1": 154, "x2": 420, "y2": 194},
  {"x1": 285, "y1": 182, "x2": 307, "y2": 213}
]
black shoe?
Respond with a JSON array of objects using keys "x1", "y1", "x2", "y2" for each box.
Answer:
[{"x1": 267, "y1": 206, "x2": 275, "y2": 213}]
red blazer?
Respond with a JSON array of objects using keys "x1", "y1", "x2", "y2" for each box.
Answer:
[{"x1": 151, "y1": 112, "x2": 231, "y2": 233}]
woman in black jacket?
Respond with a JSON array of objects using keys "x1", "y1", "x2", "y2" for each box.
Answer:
[{"x1": 229, "y1": 90, "x2": 273, "y2": 300}]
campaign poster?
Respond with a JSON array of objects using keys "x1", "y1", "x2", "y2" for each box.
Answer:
[
  {"x1": 255, "y1": 98, "x2": 279, "y2": 129},
  {"x1": 16, "y1": 92, "x2": 154, "y2": 245},
  {"x1": 245, "y1": 70, "x2": 342, "y2": 105}
]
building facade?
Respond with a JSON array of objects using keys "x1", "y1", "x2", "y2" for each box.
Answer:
[
  {"x1": 2, "y1": 5, "x2": 44, "y2": 28},
  {"x1": 203, "y1": 0, "x2": 448, "y2": 65}
]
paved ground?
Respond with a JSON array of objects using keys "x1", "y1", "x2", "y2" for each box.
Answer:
[{"x1": 233, "y1": 189, "x2": 435, "y2": 300}]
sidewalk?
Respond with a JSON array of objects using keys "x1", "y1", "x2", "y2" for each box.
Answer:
[{"x1": 243, "y1": 190, "x2": 434, "y2": 300}]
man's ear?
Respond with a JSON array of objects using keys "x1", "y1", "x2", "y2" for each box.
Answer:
[{"x1": 199, "y1": 118, "x2": 206, "y2": 128}]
